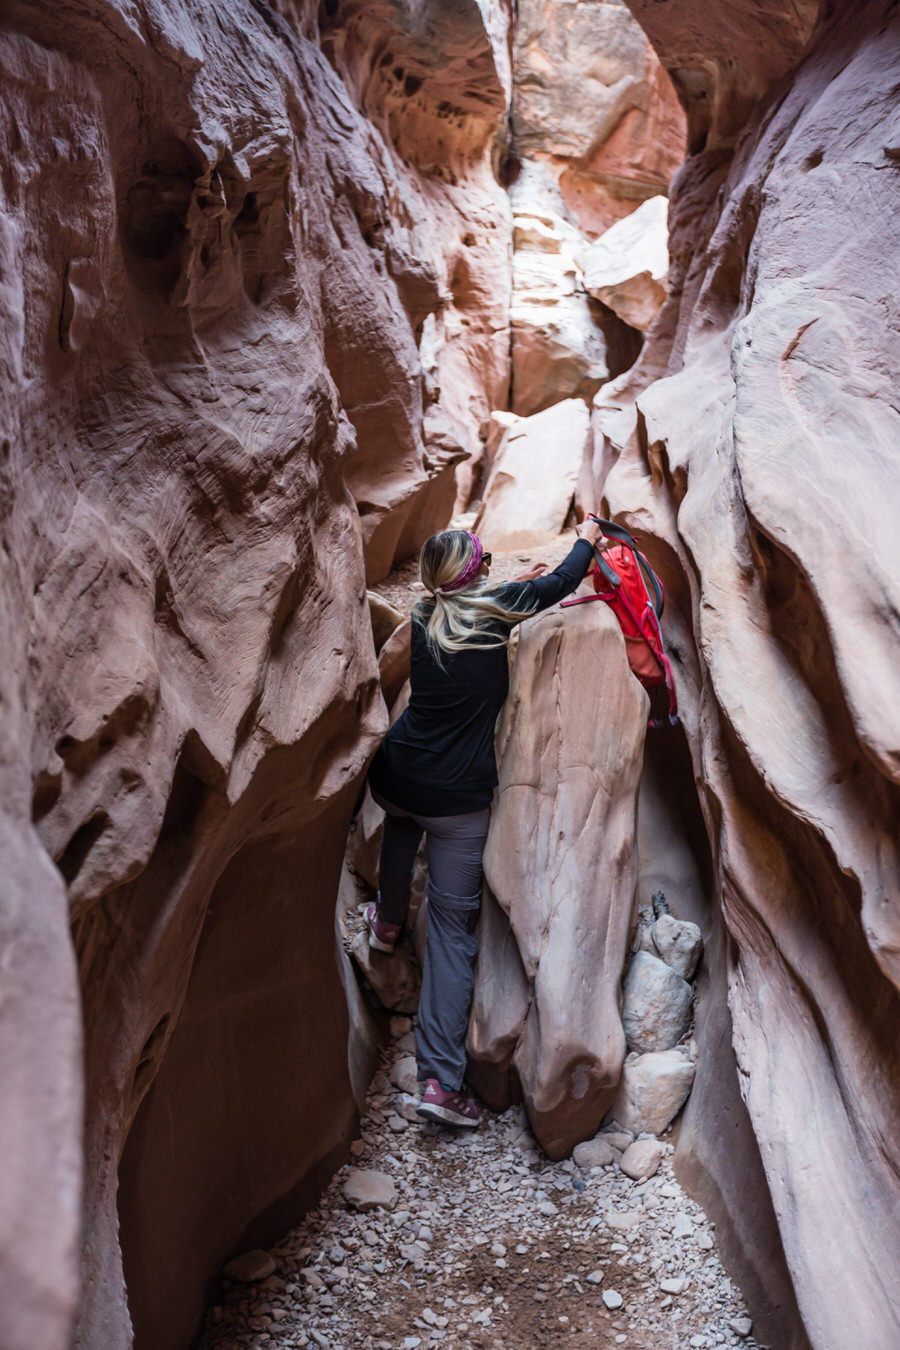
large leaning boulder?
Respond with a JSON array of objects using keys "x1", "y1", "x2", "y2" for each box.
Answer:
[{"x1": 468, "y1": 601, "x2": 648, "y2": 1157}]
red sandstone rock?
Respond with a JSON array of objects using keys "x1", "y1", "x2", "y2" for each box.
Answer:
[
  {"x1": 0, "y1": 1, "x2": 514, "y2": 1347},
  {"x1": 593, "y1": 3, "x2": 900, "y2": 1346},
  {"x1": 512, "y1": 0, "x2": 686, "y2": 236}
]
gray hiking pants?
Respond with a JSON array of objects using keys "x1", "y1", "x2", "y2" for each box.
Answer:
[{"x1": 373, "y1": 791, "x2": 490, "y2": 1091}]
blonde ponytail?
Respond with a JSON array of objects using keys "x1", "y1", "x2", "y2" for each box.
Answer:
[{"x1": 413, "y1": 531, "x2": 537, "y2": 661}]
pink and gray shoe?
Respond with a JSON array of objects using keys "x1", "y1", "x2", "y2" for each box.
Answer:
[
  {"x1": 416, "y1": 1079, "x2": 480, "y2": 1128},
  {"x1": 366, "y1": 903, "x2": 401, "y2": 953}
]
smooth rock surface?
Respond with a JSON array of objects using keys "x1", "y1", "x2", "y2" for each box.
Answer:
[
  {"x1": 469, "y1": 601, "x2": 648, "y2": 1156},
  {"x1": 474, "y1": 399, "x2": 591, "y2": 550},
  {"x1": 512, "y1": 0, "x2": 685, "y2": 236},
  {"x1": 596, "y1": 4, "x2": 900, "y2": 1347},
  {"x1": 619, "y1": 1138, "x2": 665, "y2": 1180},
  {"x1": 573, "y1": 1137, "x2": 618, "y2": 1170},
  {"x1": 610, "y1": 1051, "x2": 696, "y2": 1136},
  {"x1": 342, "y1": 1170, "x2": 397, "y2": 1213},
  {"x1": 580, "y1": 194, "x2": 670, "y2": 331},
  {"x1": 621, "y1": 951, "x2": 693, "y2": 1053},
  {"x1": 508, "y1": 171, "x2": 608, "y2": 416},
  {"x1": 222, "y1": 1251, "x2": 276, "y2": 1283}
]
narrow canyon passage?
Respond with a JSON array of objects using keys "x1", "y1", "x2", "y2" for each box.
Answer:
[
  {"x1": 199, "y1": 1024, "x2": 759, "y2": 1350},
  {"x1": 2, "y1": 2, "x2": 900, "y2": 1349}
]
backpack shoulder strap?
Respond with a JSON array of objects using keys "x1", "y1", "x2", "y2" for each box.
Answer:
[{"x1": 595, "y1": 518, "x2": 664, "y2": 616}]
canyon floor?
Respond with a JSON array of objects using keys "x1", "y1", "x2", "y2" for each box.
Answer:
[{"x1": 199, "y1": 1021, "x2": 763, "y2": 1350}]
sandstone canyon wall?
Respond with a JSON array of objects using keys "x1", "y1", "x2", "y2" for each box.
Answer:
[
  {"x1": 589, "y1": 2, "x2": 900, "y2": 1347},
  {"x1": 0, "y1": 2, "x2": 515, "y2": 1348},
  {"x1": 504, "y1": 0, "x2": 686, "y2": 420}
]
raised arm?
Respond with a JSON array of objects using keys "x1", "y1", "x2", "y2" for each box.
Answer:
[{"x1": 498, "y1": 518, "x2": 606, "y2": 616}]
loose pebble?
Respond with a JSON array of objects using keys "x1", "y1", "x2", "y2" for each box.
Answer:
[{"x1": 199, "y1": 1027, "x2": 764, "y2": 1350}]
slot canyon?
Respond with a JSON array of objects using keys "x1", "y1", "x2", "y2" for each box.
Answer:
[{"x1": 1, "y1": 1, "x2": 898, "y2": 1349}]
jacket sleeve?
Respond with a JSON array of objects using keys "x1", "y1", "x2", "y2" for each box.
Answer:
[{"x1": 496, "y1": 537, "x2": 595, "y2": 618}]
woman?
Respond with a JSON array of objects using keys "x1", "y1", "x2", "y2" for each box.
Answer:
[{"x1": 366, "y1": 517, "x2": 606, "y2": 1127}]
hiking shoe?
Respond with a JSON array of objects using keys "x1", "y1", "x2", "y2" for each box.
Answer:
[
  {"x1": 366, "y1": 903, "x2": 401, "y2": 953},
  {"x1": 416, "y1": 1079, "x2": 480, "y2": 1128}
]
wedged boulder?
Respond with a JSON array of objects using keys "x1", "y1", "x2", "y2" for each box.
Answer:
[
  {"x1": 469, "y1": 601, "x2": 648, "y2": 1157},
  {"x1": 579, "y1": 195, "x2": 669, "y2": 332},
  {"x1": 473, "y1": 399, "x2": 591, "y2": 551},
  {"x1": 621, "y1": 950, "x2": 693, "y2": 1053},
  {"x1": 350, "y1": 929, "x2": 420, "y2": 1015},
  {"x1": 652, "y1": 913, "x2": 703, "y2": 980},
  {"x1": 610, "y1": 1050, "x2": 696, "y2": 1136}
]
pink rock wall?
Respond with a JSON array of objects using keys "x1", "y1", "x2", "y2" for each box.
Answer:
[
  {"x1": 0, "y1": 2, "x2": 513, "y2": 1347},
  {"x1": 511, "y1": 0, "x2": 685, "y2": 236},
  {"x1": 592, "y1": 2, "x2": 900, "y2": 1345}
]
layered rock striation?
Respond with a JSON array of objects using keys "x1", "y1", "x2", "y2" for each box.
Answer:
[
  {"x1": 590, "y1": 2, "x2": 900, "y2": 1346},
  {"x1": 0, "y1": 2, "x2": 515, "y2": 1348}
]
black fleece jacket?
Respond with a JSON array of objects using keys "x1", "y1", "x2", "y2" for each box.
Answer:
[{"x1": 368, "y1": 538, "x2": 593, "y2": 816}]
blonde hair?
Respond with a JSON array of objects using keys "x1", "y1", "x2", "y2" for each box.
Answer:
[{"x1": 413, "y1": 530, "x2": 537, "y2": 660}]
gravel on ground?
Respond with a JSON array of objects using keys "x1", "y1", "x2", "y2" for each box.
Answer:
[{"x1": 199, "y1": 1023, "x2": 765, "y2": 1350}]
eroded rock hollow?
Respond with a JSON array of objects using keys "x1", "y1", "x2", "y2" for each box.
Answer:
[{"x1": 2, "y1": 1, "x2": 899, "y2": 1349}]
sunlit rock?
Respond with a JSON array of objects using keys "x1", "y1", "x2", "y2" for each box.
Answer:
[
  {"x1": 580, "y1": 194, "x2": 669, "y2": 331},
  {"x1": 474, "y1": 399, "x2": 591, "y2": 550}
]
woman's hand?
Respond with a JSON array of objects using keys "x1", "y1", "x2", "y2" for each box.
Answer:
[
  {"x1": 576, "y1": 516, "x2": 607, "y2": 548},
  {"x1": 511, "y1": 562, "x2": 549, "y2": 582}
]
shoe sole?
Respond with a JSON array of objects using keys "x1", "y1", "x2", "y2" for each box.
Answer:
[
  {"x1": 368, "y1": 932, "x2": 397, "y2": 954},
  {"x1": 416, "y1": 1102, "x2": 479, "y2": 1128}
]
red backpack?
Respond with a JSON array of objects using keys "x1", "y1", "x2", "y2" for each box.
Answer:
[{"x1": 561, "y1": 518, "x2": 678, "y2": 727}]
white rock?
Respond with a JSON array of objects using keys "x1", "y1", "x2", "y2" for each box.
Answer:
[
  {"x1": 621, "y1": 951, "x2": 693, "y2": 1053},
  {"x1": 579, "y1": 195, "x2": 669, "y2": 332},
  {"x1": 342, "y1": 1170, "x2": 397, "y2": 1212},
  {"x1": 602, "y1": 1288, "x2": 624, "y2": 1309},
  {"x1": 672, "y1": 1211, "x2": 694, "y2": 1239},
  {"x1": 600, "y1": 1127, "x2": 634, "y2": 1150},
  {"x1": 573, "y1": 1136, "x2": 617, "y2": 1169},
  {"x1": 660, "y1": 1276, "x2": 685, "y2": 1293},
  {"x1": 509, "y1": 169, "x2": 609, "y2": 416},
  {"x1": 730, "y1": 1316, "x2": 753, "y2": 1337},
  {"x1": 473, "y1": 399, "x2": 590, "y2": 550},
  {"x1": 586, "y1": 1270, "x2": 603, "y2": 1285},
  {"x1": 609, "y1": 1050, "x2": 696, "y2": 1135},
  {"x1": 606, "y1": 1209, "x2": 642, "y2": 1231},
  {"x1": 619, "y1": 1138, "x2": 665, "y2": 1180},
  {"x1": 651, "y1": 913, "x2": 703, "y2": 979},
  {"x1": 222, "y1": 1249, "x2": 276, "y2": 1282}
]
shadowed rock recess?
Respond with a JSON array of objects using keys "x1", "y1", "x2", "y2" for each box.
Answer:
[{"x1": 1, "y1": 1, "x2": 899, "y2": 1350}]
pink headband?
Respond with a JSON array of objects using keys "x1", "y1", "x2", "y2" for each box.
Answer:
[{"x1": 440, "y1": 532, "x2": 484, "y2": 593}]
